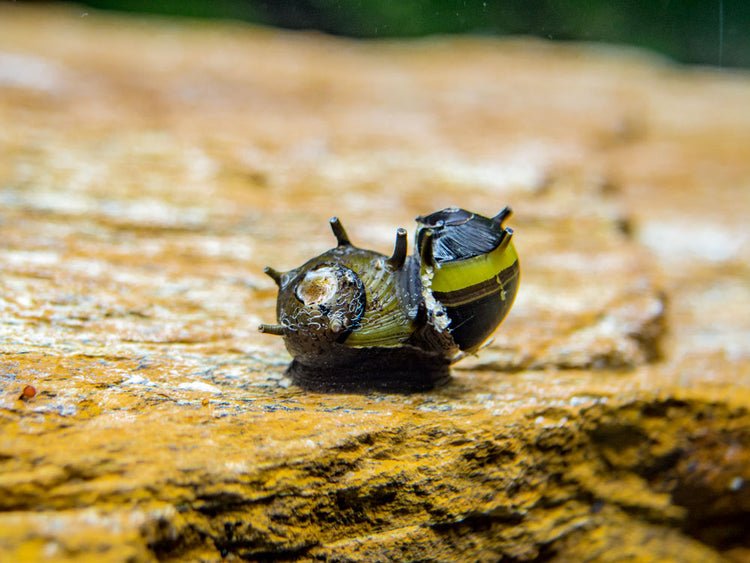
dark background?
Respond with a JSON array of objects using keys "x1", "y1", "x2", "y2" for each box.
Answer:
[{"x1": 39, "y1": 1, "x2": 750, "y2": 68}]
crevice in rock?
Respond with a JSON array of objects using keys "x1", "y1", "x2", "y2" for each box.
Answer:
[
  {"x1": 582, "y1": 400, "x2": 750, "y2": 556},
  {"x1": 219, "y1": 540, "x2": 316, "y2": 562},
  {"x1": 132, "y1": 399, "x2": 750, "y2": 561}
]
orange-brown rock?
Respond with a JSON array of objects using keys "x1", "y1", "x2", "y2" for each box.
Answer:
[{"x1": 1, "y1": 4, "x2": 749, "y2": 562}]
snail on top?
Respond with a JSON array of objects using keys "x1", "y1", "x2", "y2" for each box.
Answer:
[{"x1": 260, "y1": 207, "x2": 519, "y2": 393}]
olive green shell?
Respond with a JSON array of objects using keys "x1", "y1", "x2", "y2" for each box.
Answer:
[{"x1": 260, "y1": 208, "x2": 519, "y2": 392}]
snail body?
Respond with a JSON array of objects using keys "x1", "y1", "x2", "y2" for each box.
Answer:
[{"x1": 260, "y1": 207, "x2": 519, "y2": 392}]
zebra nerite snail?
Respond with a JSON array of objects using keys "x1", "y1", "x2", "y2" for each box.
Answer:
[{"x1": 260, "y1": 207, "x2": 519, "y2": 392}]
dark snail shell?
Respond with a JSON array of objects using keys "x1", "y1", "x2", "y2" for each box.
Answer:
[
  {"x1": 260, "y1": 207, "x2": 519, "y2": 392},
  {"x1": 415, "y1": 207, "x2": 519, "y2": 354}
]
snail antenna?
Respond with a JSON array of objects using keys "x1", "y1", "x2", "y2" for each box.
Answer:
[
  {"x1": 386, "y1": 228, "x2": 407, "y2": 270},
  {"x1": 329, "y1": 217, "x2": 351, "y2": 246},
  {"x1": 492, "y1": 206, "x2": 513, "y2": 226},
  {"x1": 419, "y1": 229, "x2": 435, "y2": 268},
  {"x1": 259, "y1": 323, "x2": 285, "y2": 335},
  {"x1": 263, "y1": 266, "x2": 283, "y2": 287}
]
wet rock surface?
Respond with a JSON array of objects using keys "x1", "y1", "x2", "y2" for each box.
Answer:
[{"x1": 1, "y1": 5, "x2": 749, "y2": 562}]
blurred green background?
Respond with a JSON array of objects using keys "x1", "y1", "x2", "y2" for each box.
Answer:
[{"x1": 71, "y1": 0, "x2": 749, "y2": 68}]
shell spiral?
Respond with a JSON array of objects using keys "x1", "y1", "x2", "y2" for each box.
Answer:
[{"x1": 260, "y1": 207, "x2": 519, "y2": 392}]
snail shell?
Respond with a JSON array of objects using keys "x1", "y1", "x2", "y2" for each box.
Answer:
[{"x1": 260, "y1": 207, "x2": 519, "y2": 392}]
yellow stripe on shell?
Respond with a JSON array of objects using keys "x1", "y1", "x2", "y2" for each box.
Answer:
[{"x1": 428, "y1": 240, "x2": 518, "y2": 294}]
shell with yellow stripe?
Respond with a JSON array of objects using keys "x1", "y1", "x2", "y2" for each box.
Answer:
[
  {"x1": 259, "y1": 207, "x2": 519, "y2": 392},
  {"x1": 415, "y1": 207, "x2": 519, "y2": 354}
]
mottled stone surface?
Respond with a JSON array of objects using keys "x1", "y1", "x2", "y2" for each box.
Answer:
[{"x1": 1, "y1": 4, "x2": 749, "y2": 562}]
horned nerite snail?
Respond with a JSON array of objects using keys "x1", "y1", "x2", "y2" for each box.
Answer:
[{"x1": 260, "y1": 207, "x2": 519, "y2": 392}]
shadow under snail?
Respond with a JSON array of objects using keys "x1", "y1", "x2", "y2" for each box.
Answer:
[{"x1": 260, "y1": 207, "x2": 519, "y2": 392}]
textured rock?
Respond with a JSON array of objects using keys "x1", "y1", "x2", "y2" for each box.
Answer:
[{"x1": 1, "y1": 4, "x2": 749, "y2": 562}]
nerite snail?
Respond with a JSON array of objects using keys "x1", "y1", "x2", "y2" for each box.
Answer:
[{"x1": 260, "y1": 207, "x2": 519, "y2": 392}]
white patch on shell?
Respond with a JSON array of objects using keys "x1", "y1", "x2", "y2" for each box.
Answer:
[
  {"x1": 421, "y1": 266, "x2": 451, "y2": 332},
  {"x1": 296, "y1": 268, "x2": 338, "y2": 305}
]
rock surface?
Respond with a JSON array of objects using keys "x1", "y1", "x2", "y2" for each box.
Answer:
[{"x1": 1, "y1": 4, "x2": 749, "y2": 562}]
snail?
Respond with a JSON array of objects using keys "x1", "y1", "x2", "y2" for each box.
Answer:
[{"x1": 260, "y1": 207, "x2": 519, "y2": 392}]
